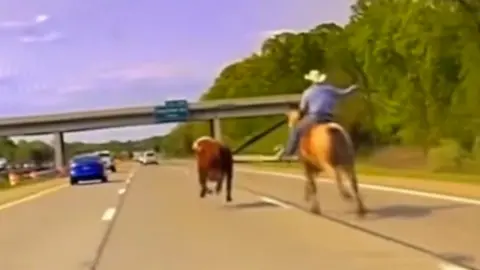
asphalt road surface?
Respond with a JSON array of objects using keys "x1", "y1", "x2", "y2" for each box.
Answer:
[
  {"x1": 0, "y1": 162, "x2": 478, "y2": 270},
  {"x1": 0, "y1": 168, "x2": 133, "y2": 270}
]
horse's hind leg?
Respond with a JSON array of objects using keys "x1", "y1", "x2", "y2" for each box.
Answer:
[
  {"x1": 322, "y1": 163, "x2": 352, "y2": 201},
  {"x1": 345, "y1": 166, "x2": 367, "y2": 218},
  {"x1": 303, "y1": 162, "x2": 320, "y2": 214},
  {"x1": 303, "y1": 162, "x2": 317, "y2": 202},
  {"x1": 334, "y1": 167, "x2": 353, "y2": 201}
]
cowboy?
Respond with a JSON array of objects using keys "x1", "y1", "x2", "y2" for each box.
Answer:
[{"x1": 277, "y1": 70, "x2": 358, "y2": 160}]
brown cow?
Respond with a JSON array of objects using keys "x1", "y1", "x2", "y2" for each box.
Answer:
[{"x1": 191, "y1": 136, "x2": 233, "y2": 202}]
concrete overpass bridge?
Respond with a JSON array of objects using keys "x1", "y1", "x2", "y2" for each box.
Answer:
[{"x1": 0, "y1": 94, "x2": 301, "y2": 168}]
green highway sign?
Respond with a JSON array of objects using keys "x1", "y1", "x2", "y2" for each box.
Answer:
[{"x1": 153, "y1": 99, "x2": 190, "y2": 123}]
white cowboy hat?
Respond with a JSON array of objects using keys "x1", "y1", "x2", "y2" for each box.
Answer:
[{"x1": 304, "y1": 70, "x2": 327, "y2": 83}]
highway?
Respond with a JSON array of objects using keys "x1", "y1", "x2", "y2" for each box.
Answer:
[{"x1": 0, "y1": 161, "x2": 478, "y2": 270}]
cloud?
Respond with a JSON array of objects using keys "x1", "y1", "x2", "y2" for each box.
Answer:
[
  {"x1": 251, "y1": 28, "x2": 307, "y2": 54},
  {"x1": 0, "y1": 61, "x2": 209, "y2": 116},
  {"x1": 259, "y1": 28, "x2": 303, "y2": 39},
  {"x1": 97, "y1": 62, "x2": 191, "y2": 81},
  {"x1": 60, "y1": 84, "x2": 91, "y2": 94},
  {"x1": 52, "y1": 62, "x2": 194, "y2": 96},
  {"x1": 19, "y1": 31, "x2": 63, "y2": 43},
  {"x1": 35, "y1": 76, "x2": 208, "y2": 114},
  {"x1": 0, "y1": 14, "x2": 61, "y2": 44},
  {"x1": 35, "y1": 14, "x2": 49, "y2": 24},
  {"x1": 0, "y1": 14, "x2": 49, "y2": 30}
]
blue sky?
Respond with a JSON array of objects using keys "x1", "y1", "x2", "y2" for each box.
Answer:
[{"x1": 0, "y1": 0, "x2": 351, "y2": 143}]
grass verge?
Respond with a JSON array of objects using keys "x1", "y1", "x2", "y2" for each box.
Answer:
[
  {"x1": 0, "y1": 177, "x2": 67, "y2": 206},
  {"x1": 242, "y1": 162, "x2": 480, "y2": 199},
  {"x1": 246, "y1": 162, "x2": 480, "y2": 185}
]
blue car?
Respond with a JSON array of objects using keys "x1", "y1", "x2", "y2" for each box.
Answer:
[{"x1": 69, "y1": 155, "x2": 108, "y2": 185}]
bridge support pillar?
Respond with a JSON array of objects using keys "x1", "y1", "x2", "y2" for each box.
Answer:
[
  {"x1": 209, "y1": 118, "x2": 222, "y2": 141},
  {"x1": 53, "y1": 132, "x2": 66, "y2": 170}
]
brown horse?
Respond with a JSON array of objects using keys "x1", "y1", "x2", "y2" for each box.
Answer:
[
  {"x1": 286, "y1": 109, "x2": 367, "y2": 218},
  {"x1": 191, "y1": 136, "x2": 233, "y2": 202}
]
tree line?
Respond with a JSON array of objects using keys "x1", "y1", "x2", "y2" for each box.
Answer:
[
  {"x1": 0, "y1": 136, "x2": 165, "y2": 166},
  {"x1": 0, "y1": 137, "x2": 54, "y2": 166},
  {"x1": 159, "y1": 0, "x2": 480, "y2": 169}
]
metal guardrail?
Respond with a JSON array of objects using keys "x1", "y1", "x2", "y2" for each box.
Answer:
[
  {"x1": 233, "y1": 155, "x2": 280, "y2": 162},
  {"x1": 232, "y1": 145, "x2": 299, "y2": 162},
  {"x1": 0, "y1": 168, "x2": 57, "y2": 178}
]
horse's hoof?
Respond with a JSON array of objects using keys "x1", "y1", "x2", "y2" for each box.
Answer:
[
  {"x1": 226, "y1": 196, "x2": 232, "y2": 202},
  {"x1": 340, "y1": 191, "x2": 353, "y2": 201},
  {"x1": 310, "y1": 204, "x2": 321, "y2": 215},
  {"x1": 356, "y1": 207, "x2": 368, "y2": 219}
]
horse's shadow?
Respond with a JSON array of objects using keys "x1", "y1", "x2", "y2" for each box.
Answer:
[
  {"x1": 439, "y1": 252, "x2": 476, "y2": 267},
  {"x1": 363, "y1": 203, "x2": 470, "y2": 220}
]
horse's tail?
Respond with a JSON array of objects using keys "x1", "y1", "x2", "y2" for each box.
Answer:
[{"x1": 326, "y1": 123, "x2": 355, "y2": 167}]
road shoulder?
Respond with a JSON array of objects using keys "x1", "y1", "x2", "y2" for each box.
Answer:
[
  {"x1": 240, "y1": 164, "x2": 480, "y2": 200},
  {"x1": 0, "y1": 178, "x2": 67, "y2": 207}
]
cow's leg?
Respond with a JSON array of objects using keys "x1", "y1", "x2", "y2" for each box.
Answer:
[
  {"x1": 198, "y1": 170, "x2": 209, "y2": 198},
  {"x1": 215, "y1": 172, "x2": 224, "y2": 195},
  {"x1": 224, "y1": 157, "x2": 233, "y2": 203}
]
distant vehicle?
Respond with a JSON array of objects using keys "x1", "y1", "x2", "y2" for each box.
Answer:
[
  {"x1": 95, "y1": 150, "x2": 117, "y2": 172},
  {"x1": 69, "y1": 155, "x2": 108, "y2": 185},
  {"x1": 139, "y1": 151, "x2": 158, "y2": 165},
  {"x1": 0, "y1": 158, "x2": 7, "y2": 171}
]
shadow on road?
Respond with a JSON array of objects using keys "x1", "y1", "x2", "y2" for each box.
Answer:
[
  {"x1": 224, "y1": 201, "x2": 281, "y2": 210},
  {"x1": 440, "y1": 252, "x2": 476, "y2": 267},
  {"x1": 366, "y1": 203, "x2": 470, "y2": 220},
  {"x1": 74, "y1": 179, "x2": 125, "y2": 186}
]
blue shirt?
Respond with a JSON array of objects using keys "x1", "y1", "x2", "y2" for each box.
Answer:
[{"x1": 299, "y1": 83, "x2": 356, "y2": 117}]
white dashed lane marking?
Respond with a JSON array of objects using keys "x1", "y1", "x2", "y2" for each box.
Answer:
[
  {"x1": 101, "y1": 208, "x2": 116, "y2": 221},
  {"x1": 259, "y1": 196, "x2": 292, "y2": 209}
]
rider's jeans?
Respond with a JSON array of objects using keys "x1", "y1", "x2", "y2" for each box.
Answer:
[{"x1": 283, "y1": 114, "x2": 318, "y2": 156}]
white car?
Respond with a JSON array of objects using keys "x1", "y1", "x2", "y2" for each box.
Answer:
[
  {"x1": 139, "y1": 151, "x2": 158, "y2": 165},
  {"x1": 96, "y1": 150, "x2": 117, "y2": 172}
]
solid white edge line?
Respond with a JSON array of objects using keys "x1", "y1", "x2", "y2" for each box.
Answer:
[
  {"x1": 101, "y1": 207, "x2": 116, "y2": 221},
  {"x1": 260, "y1": 196, "x2": 292, "y2": 209},
  {"x1": 237, "y1": 168, "x2": 480, "y2": 206},
  {"x1": 0, "y1": 184, "x2": 68, "y2": 211},
  {"x1": 438, "y1": 262, "x2": 470, "y2": 270}
]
